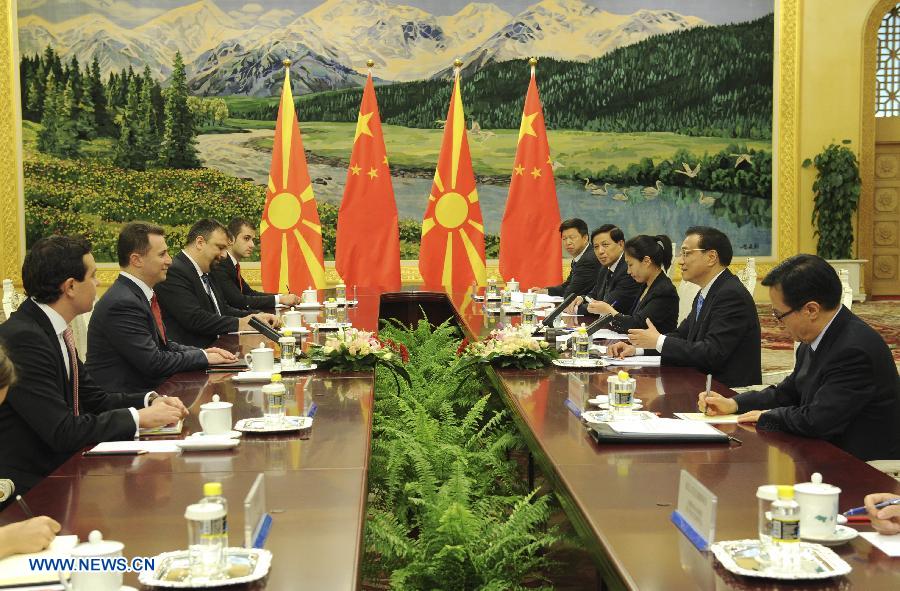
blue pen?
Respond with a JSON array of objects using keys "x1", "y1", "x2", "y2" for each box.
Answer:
[
  {"x1": 307, "y1": 402, "x2": 318, "y2": 418},
  {"x1": 563, "y1": 398, "x2": 582, "y2": 419},
  {"x1": 843, "y1": 497, "x2": 900, "y2": 516}
]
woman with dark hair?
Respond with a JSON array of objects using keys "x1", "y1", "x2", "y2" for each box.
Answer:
[
  {"x1": 0, "y1": 345, "x2": 61, "y2": 558},
  {"x1": 588, "y1": 234, "x2": 679, "y2": 335}
]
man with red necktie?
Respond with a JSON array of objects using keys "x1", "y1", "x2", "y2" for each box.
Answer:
[
  {"x1": 87, "y1": 222, "x2": 237, "y2": 392},
  {"x1": 212, "y1": 217, "x2": 301, "y2": 312},
  {"x1": 0, "y1": 236, "x2": 187, "y2": 496}
]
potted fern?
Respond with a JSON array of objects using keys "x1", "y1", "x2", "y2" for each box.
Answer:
[{"x1": 803, "y1": 140, "x2": 866, "y2": 300}]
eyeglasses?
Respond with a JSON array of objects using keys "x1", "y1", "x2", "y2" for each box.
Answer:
[
  {"x1": 772, "y1": 308, "x2": 796, "y2": 322},
  {"x1": 678, "y1": 248, "x2": 708, "y2": 258}
]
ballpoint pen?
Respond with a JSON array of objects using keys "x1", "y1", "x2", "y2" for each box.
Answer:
[
  {"x1": 843, "y1": 497, "x2": 900, "y2": 516},
  {"x1": 704, "y1": 374, "x2": 713, "y2": 415},
  {"x1": 15, "y1": 495, "x2": 33, "y2": 518}
]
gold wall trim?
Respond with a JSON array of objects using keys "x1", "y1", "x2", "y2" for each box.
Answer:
[
  {"x1": 0, "y1": 2, "x2": 798, "y2": 289},
  {"x1": 861, "y1": 0, "x2": 897, "y2": 295}
]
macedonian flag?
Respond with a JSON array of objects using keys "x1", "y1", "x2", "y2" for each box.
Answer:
[
  {"x1": 260, "y1": 61, "x2": 326, "y2": 292},
  {"x1": 418, "y1": 65, "x2": 486, "y2": 289}
]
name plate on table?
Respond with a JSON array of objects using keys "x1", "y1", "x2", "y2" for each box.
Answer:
[
  {"x1": 244, "y1": 473, "x2": 272, "y2": 549},
  {"x1": 671, "y1": 469, "x2": 717, "y2": 551}
]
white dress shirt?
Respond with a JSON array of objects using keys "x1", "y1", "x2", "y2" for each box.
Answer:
[{"x1": 183, "y1": 250, "x2": 222, "y2": 314}]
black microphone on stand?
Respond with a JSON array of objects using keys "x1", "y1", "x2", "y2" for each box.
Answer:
[
  {"x1": 585, "y1": 313, "x2": 614, "y2": 336},
  {"x1": 533, "y1": 292, "x2": 579, "y2": 336}
]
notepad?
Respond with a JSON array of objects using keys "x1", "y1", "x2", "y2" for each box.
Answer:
[
  {"x1": 674, "y1": 412, "x2": 741, "y2": 424},
  {"x1": 860, "y1": 532, "x2": 900, "y2": 557},
  {"x1": 603, "y1": 355, "x2": 661, "y2": 366},
  {"x1": 89, "y1": 440, "x2": 180, "y2": 453},
  {"x1": 139, "y1": 418, "x2": 184, "y2": 436},
  {"x1": 0, "y1": 534, "x2": 78, "y2": 587},
  {"x1": 608, "y1": 418, "x2": 723, "y2": 436},
  {"x1": 591, "y1": 330, "x2": 629, "y2": 340}
]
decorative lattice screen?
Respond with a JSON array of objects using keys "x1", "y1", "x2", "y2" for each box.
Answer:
[{"x1": 877, "y1": 5, "x2": 900, "y2": 117}]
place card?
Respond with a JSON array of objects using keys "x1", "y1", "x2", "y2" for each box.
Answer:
[{"x1": 671, "y1": 469, "x2": 718, "y2": 551}]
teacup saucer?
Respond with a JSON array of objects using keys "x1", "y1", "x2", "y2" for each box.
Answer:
[
  {"x1": 801, "y1": 524, "x2": 859, "y2": 546},
  {"x1": 189, "y1": 430, "x2": 242, "y2": 439}
]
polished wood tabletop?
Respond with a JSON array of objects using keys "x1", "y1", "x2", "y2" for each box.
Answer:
[{"x1": 445, "y1": 291, "x2": 900, "y2": 590}]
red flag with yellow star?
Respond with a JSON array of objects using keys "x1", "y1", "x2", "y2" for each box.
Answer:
[
  {"x1": 260, "y1": 63, "x2": 326, "y2": 292},
  {"x1": 335, "y1": 72, "x2": 401, "y2": 290},
  {"x1": 499, "y1": 65, "x2": 562, "y2": 289},
  {"x1": 419, "y1": 69, "x2": 486, "y2": 289}
]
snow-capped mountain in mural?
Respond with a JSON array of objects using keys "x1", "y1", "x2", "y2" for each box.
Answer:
[{"x1": 17, "y1": 0, "x2": 708, "y2": 95}]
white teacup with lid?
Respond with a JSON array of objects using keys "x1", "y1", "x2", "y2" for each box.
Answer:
[
  {"x1": 301, "y1": 286, "x2": 317, "y2": 304},
  {"x1": 506, "y1": 278, "x2": 520, "y2": 293},
  {"x1": 282, "y1": 307, "x2": 303, "y2": 329},
  {"x1": 244, "y1": 342, "x2": 274, "y2": 373},
  {"x1": 794, "y1": 472, "x2": 841, "y2": 539},
  {"x1": 59, "y1": 530, "x2": 124, "y2": 591},
  {"x1": 198, "y1": 394, "x2": 233, "y2": 436}
]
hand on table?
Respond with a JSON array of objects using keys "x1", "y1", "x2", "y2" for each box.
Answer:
[
  {"x1": 280, "y1": 293, "x2": 301, "y2": 306},
  {"x1": 587, "y1": 300, "x2": 616, "y2": 316},
  {"x1": 697, "y1": 390, "x2": 738, "y2": 416},
  {"x1": 205, "y1": 347, "x2": 237, "y2": 365},
  {"x1": 607, "y1": 342, "x2": 635, "y2": 358},
  {"x1": 139, "y1": 397, "x2": 186, "y2": 428},
  {"x1": 865, "y1": 493, "x2": 900, "y2": 535},
  {"x1": 0, "y1": 516, "x2": 61, "y2": 558},
  {"x1": 565, "y1": 296, "x2": 583, "y2": 315}
]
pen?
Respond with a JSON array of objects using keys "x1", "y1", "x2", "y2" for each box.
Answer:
[
  {"x1": 206, "y1": 367, "x2": 247, "y2": 374},
  {"x1": 15, "y1": 495, "x2": 33, "y2": 518},
  {"x1": 704, "y1": 374, "x2": 713, "y2": 416},
  {"x1": 83, "y1": 450, "x2": 148, "y2": 457},
  {"x1": 843, "y1": 497, "x2": 900, "y2": 517}
]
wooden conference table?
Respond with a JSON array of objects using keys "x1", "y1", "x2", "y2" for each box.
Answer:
[{"x1": 2, "y1": 288, "x2": 899, "y2": 590}]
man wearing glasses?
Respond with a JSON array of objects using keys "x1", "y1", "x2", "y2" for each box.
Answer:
[
  {"x1": 700, "y1": 254, "x2": 900, "y2": 461},
  {"x1": 610, "y1": 226, "x2": 761, "y2": 387}
]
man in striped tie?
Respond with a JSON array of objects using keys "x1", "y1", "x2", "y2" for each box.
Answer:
[
  {"x1": 0, "y1": 236, "x2": 187, "y2": 496},
  {"x1": 87, "y1": 222, "x2": 238, "y2": 392}
]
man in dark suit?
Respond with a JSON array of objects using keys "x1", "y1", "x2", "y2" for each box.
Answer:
[
  {"x1": 611, "y1": 226, "x2": 761, "y2": 387},
  {"x1": 701, "y1": 254, "x2": 900, "y2": 461},
  {"x1": 570, "y1": 224, "x2": 641, "y2": 315},
  {"x1": 0, "y1": 236, "x2": 186, "y2": 495},
  {"x1": 212, "y1": 218, "x2": 301, "y2": 311},
  {"x1": 87, "y1": 222, "x2": 238, "y2": 392},
  {"x1": 154, "y1": 219, "x2": 280, "y2": 348},
  {"x1": 536, "y1": 219, "x2": 602, "y2": 298}
]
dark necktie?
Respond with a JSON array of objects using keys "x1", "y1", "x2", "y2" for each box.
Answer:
[
  {"x1": 695, "y1": 293, "x2": 705, "y2": 321},
  {"x1": 62, "y1": 327, "x2": 79, "y2": 416},
  {"x1": 201, "y1": 274, "x2": 221, "y2": 314},
  {"x1": 150, "y1": 293, "x2": 167, "y2": 344},
  {"x1": 235, "y1": 262, "x2": 243, "y2": 289}
]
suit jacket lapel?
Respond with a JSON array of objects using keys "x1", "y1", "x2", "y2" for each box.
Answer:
[
  {"x1": 118, "y1": 276, "x2": 165, "y2": 347},
  {"x1": 177, "y1": 252, "x2": 216, "y2": 314},
  {"x1": 688, "y1": 269, "x2": 732, "y2": 341},
  {"x1": 20, "y1": 298, "x2": 72, "y2": 403}
]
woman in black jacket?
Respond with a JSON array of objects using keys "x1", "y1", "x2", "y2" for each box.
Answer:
[{"x1": 589, "y1": 234, "x2": 679, "y2": 334}]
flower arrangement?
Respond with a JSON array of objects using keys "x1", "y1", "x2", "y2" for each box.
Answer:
[
  {"x1": 308, "y1": 327, "x2": 410, "y2": 383},
  {"x1": 461, "y1": 325, "x2": 558, "y2": 369}
]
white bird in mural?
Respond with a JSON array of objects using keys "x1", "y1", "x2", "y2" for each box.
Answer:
[
  {"x1": 641, "y1": 180, "x2": 663, "y2": 199},
  {"x1": 675, "y1": 162, "x2": 701, "y2": 178},
  {"x1": 435, "y1": 119, "x2": 447, "y2": 128},
  {"x1": 551, "y1": 160, "x2": 565, "y2": 171},
  {"x1": 698, "y1": 192, "x2": 717, "y2": 207},
  {"x1": 584, "y1": 178, "x2": 598, "y2": 191},
  {"x1": 731, "y1": 153, "x2": 753, "y2": 168},
  {"x1": 592, "y1": 183, "x2": 612, "y2": 196},
  {"x1": 611, "y1": 190, "x2": 628, "y2": 202}
]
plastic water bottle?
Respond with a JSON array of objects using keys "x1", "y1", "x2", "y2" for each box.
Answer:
[
  {"x1": 522, "y1": 301, "x2": 536, "y2": 326},
  {"x1": 771, "y1": 485, "x2": 801, "y2": 570},
  {"x1": 574, "y1": 324, "x2": 590, "y2": 360},
  {"x1": 486, "y1": 276, "x2": 498, "y2": 299},
  {"x1": 201, "y1": 482, "x2": 229, "y2": 569},
  {"x1": 262, "y1": 374, "x2": 286, "y2": 427},
  {"x1": 500, "y1": 289, "x2": 511, "y2": 308},
  {"x1": 185, "y1": 500, "x2": 226, "y2": 580}
]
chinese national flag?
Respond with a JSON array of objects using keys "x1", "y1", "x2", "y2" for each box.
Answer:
[
  {"x1": 499, "y1": 68, "x2": 562, "y2": 290},
  {"x1": 335, "y1": 74, "x2": 401, "y2": 290},
  {"x1": 418, "y1": 71, "x2": 486, "y2": 289},
  {"x1": 260, "y1": 64, "x2": 326, "y2": 292}
]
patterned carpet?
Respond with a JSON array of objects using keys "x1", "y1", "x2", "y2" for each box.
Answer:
[{"x1": 759, "y1": 301, "x2": 900, "y2": 373}]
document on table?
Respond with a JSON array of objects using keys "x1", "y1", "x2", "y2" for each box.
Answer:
[
  {"x1": 592, "y1": 329, "x2": 629, "y2": 340},
  {"x1": 674, "y1": 412, "x2": 741, "y2": 424},
  {"x1": 603, "y1": 355, "x2": 661, "y2": 366},
  {"x1": 607, "y1": 418, "x2": 723, "y2": 436},
  {"x1": 0, "y1": 534, "x2": 78, "y2": 586},
  {"x1": 860, "y1": 532, "x2": 900, "y2": 557},
  {"x1": 510, "y1": 292, "x2": 563, "y2": 305},
  {"x1": 89, "y1": 440, "x2": 181, "y2": 453}
]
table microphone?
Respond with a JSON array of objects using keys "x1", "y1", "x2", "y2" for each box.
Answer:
[
  {"x1": 248, "y1": 316, "x2": 282, "y2": 343},
  {"x1": 534, "y1": 292, "x2": 579, "y2": 335},
  {"x1": 585, "y1": 314, "x2": 614, "y2": 336}
]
